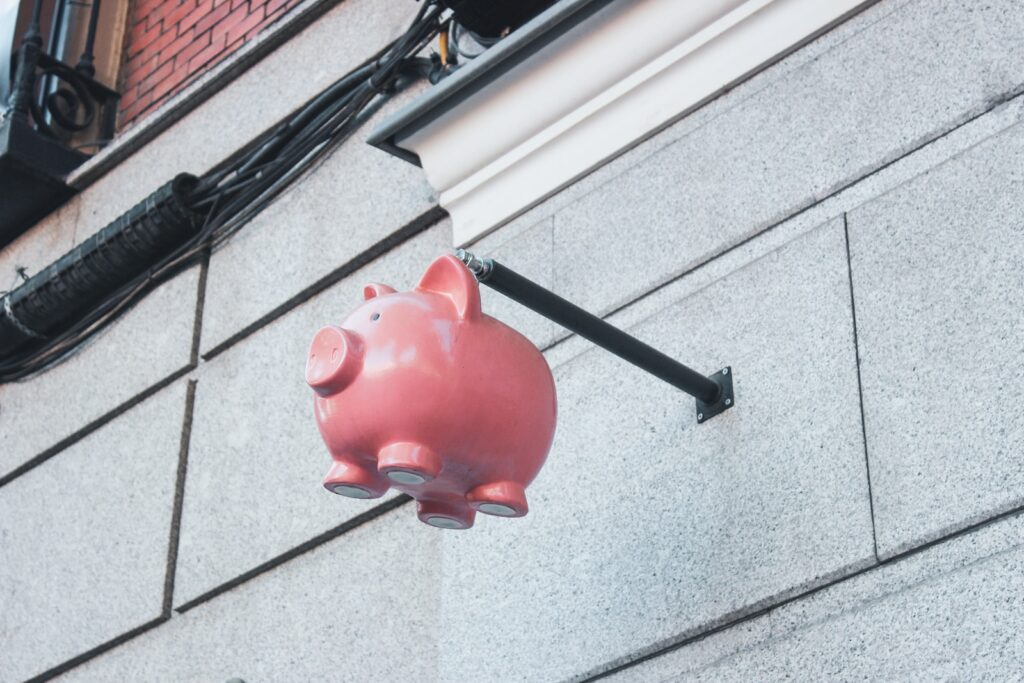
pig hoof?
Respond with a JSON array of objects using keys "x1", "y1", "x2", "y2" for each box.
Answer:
[
  {"x1": 378, "y1": 442, "x2": 441, "y2": 485},
  {"x1": 306, "y1": 326, "x2": 363, "y2": 397},
  {"x1": 466, "y1": 481, "x2": 528, "y2": 517},
  {"x1": 323, "y1": 459, "x2": 388, "y2": 499},
  {"x1": 417, "y1": 500, "x2": 475, "y2": 530}
]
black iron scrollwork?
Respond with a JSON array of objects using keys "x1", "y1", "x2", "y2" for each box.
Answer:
[
  {"x1": 5, "y1": 0, "x2": 118, "y2": 149},
  {"x1": 31, "y1": 56, "x2": 98, "y2": 136}
]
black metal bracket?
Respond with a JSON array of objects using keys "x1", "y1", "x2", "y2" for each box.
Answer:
[
  {"x1": 696, "y1": 366, "x2": 733, "y2": 424},
  {"x1": 456, "y1": 250, "x2": 736, "y2": 424}
]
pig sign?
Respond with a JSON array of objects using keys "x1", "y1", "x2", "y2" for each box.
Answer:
[{"x1": 306, "y1": 254, "x2": 557, "y2": 529}]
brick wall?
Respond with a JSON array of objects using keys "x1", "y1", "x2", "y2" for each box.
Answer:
[{"x1": 119, "y1": 0, "x2": 303, "y2": 128}]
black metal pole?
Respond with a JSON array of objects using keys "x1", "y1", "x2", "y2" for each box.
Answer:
[
  {"x1": 76, "y1": 0, "x2": 103, "y2": 78},
  {"x1": 457, "y1": 250, "x2": 730, "y2": 411},
  {"x1": 9, "y1": 0, "x2": 44, "y2": 119}
]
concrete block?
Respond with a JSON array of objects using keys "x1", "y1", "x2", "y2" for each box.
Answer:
[
  {"x1": 437, "y1": 220, "x2": 874, "y2": 681},
  {"x1": 477, "y1": 217, "x2": 560, "y2": 350},
  {"x1": 0, "y1": 381, "x2": 188, "y2": 682},
  {"x1": 199, "y1": 81, "x2": 438, "y2": 353},
  {"x1": 847, "y1": 120, "x2": 1024, "y2": 558},
  {"x1": 609, "y1": 511, "x2": 1024, "y2": 682},
  {"x1": 552, "y1": 0, "x2": 1024, "y2": 318},
  {"x1": 0, "y1": 266, "x2": 200, "y2": 480},
  {"x1": 175, "y1": 225, "x2": 449, "y2": 605},
  {"x1": 540, "y1": 97, "x2": 1024, "y2": 375},
  {"x1": 59, "y1": 510, "x2": 441, "y2": 682}
]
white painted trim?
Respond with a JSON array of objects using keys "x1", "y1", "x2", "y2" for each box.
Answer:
[{"x1": 395, "y1": 0, "x2": 866, "y2": 246}]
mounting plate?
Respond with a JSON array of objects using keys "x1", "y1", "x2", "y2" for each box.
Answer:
[{"x1": 696, "y1": 366, "x2": 734, "y2": 424}]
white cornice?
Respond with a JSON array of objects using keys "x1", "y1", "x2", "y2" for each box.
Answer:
[{"x1": 392, "y1": 0, "x2": 869, "y2": 245}]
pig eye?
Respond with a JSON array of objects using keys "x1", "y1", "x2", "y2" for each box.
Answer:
[{"x1": 370, "y1": 312, "x2": 380, "y2": 321}]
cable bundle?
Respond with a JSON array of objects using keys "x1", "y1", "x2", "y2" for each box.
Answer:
[
  {"x1": 187, "y1": 0, "x2": 446, "y2": 241},
  {"x1": 0, "y1": 2, "x2": 445, "y2": 383},
  {"x1": 0, "y1": 174, "x2": 203, "y2": 358}
]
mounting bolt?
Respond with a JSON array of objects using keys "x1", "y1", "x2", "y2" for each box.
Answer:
[
  {"x1": 454, "y1": 249, "x2": 492, "y2": 279},
  {"x1": 695, "y1": 366, "x2": 734, "y2": 424}
]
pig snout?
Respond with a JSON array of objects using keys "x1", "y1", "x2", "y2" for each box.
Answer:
[{"x1": 306, "y1": 325, "x2": 364, "y2": 397}]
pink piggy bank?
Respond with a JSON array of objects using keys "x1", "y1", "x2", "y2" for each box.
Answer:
[{"x1": 306, "y1": 254, "x2": 557, "y2": 529}]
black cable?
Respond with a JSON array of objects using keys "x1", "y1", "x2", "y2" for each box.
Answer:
[
  {"x1": 193, "y1": 5, "x2": 445, "y2": 222},
  {"x1": 0, "y1": 2, "x2": 446, "y2": 383}
]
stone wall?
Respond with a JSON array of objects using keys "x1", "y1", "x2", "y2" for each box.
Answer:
[{"x1": 1, "y1": 0, "x2": 1022, "y2": 680}]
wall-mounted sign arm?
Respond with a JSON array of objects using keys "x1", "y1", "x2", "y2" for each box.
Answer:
[
  {"x1": 456, "y1": 250, "x2": 734, "y2": 423},
  {"x1": 307, "y1": 251, "x2": 730, "y2": 530}
]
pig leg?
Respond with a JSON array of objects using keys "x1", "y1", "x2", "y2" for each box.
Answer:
[
  {"x1": 377, "y1": 442, "x2": 442, "y2": 486},
  {"x1": 466, "y1": 481, "x2": 528, "y2": 517},
  {"x1": 323, "y1": 457, "x2": 389, "y2": 498},
  {"x1": 417, "y1": 499, "x2": 476, "y2": 530}
]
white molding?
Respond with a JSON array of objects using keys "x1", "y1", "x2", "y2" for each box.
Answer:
[{"x1": 396, "y1": 0, "x2": 867, "y2": 246}]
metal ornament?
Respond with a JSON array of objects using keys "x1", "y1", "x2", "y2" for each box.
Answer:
[{"x1": 5, "y1": 0, "x2": 118, "y2": 146}]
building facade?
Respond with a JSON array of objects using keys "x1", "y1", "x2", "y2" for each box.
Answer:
[{"x1": 1, "y1": 0, "x2": 1023, "y2": 680}]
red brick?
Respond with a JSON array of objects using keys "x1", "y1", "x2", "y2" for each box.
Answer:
[
  {"x1": 127, "y1": 19, "x2": 163, "y2": 55},
  {"x1": 264, "y1": 0, "x2": 295, "y2": 25},
  {"x1": 193, "y1": 0, "x2": 233, "y2": 35},
  {"x1": 144, "y1": 0, "x2": 184, "y2": 30},
  {"x1": 123, "y1": 50, "x2": 158, "y2": 79},
  {"x1": 150, "y1": 62, "x2": 193, "y2": 102},
  {"x1": 187, "y1": 33, "x2": 228, "y2": 71},
  {"x1": 131, "y1": 0, "x2": 163, "y2": 23},
  {"x1": 127, "y1": 17, "x2": 145, "y2": 34},
  {"x1": 179, "y1": 0, "x2": 215, "y2": 33},
  {"x1": 224, "y1": 35, "x2": 244, "y2": 55},
  {"x1": 134, "y1": 0, "x2": 165, "y2": 14},
  {"x1": 128, "y1": 28, "x2": 178, "y2": 61},
  {"x1": 116, "y1": 83, "x2": 143, "y2": 111},
  {"x1": 120, "y1": 81, "x2": 153, "y2": 112},
  {"x1": 211, "y1": 2, "x2": 250, "y2": 41},
  {"x1": 159, "y1": 27, "x2": 197, "y2": 63},
  {"x1": 163, "y1": 1, "x2": 201, "y2": 31},
  {"x1": 144, "y1": 27, "x2": 181, "y2": 58},
  {"x1": 137, "y1": 60, "x2": 174, "y2": 94},
  {"x1": 143, "y1": 0, "x2": 192, "y2": 30},
  {"x1": 225, "y1": 6, "x2": 265, "y2": 45},
  {"x1": 177, "y1": 29, "x2": 213, "y2": 64},
  {"x1": 119, "y1": 89, "x2": 154, "y2": 124}
]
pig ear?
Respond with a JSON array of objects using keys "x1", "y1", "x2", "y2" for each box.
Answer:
[
  {"x1": 415, "y1": 254, "x2": 482, "y2": 320},
  {"x1": 363, "y1": 283, "x2": 396, "y2": 300}
]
